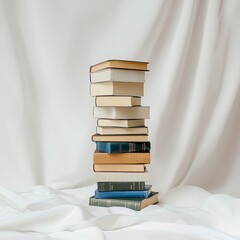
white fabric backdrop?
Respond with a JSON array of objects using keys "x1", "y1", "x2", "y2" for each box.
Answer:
[
  {"x1": 0, "y1": 0, "x2": 240, "y2": 239},
  {"x1": 0, "y1": 0, "x2": 240, "y2": 196}
]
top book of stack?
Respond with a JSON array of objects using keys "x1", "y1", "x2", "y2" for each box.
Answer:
[
  {"x1": 90, "y1": 60, "x2": 149, "y2": 72},
  {"x1": 90, "y1": 60, "x2": 149, "y2": 83}
]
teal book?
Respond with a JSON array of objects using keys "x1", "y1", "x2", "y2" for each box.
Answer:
[
  {"x1": 95, "y1": 185, "x2": 151, "y2": 199},
  {"x1": 96, "y1": 141, "x2": 151, "y2": 153},
  {"x1": 89, "y1": 192, "x2": 159, "y2": 211},
  {"x1": 97, "y1": 182, "x2": 145, "y2": 191}
]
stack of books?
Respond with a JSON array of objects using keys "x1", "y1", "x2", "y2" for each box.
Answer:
[{"x1": 89, "y1": 60, "x2": 159, "y2": 211}]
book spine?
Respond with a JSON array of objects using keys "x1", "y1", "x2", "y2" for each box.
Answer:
[
  {"x1": 97, "y1": 182, "x2": 145, "y2": 191},
  {"x1": 89, "y1": 197, "x2": 141, "y2": 211},
  {"x1": 95, "y1": 190, "x2": 149, "y2": 199},
  {"x1": 96, "y1": 142, "x2": 151, "y2": 153}
]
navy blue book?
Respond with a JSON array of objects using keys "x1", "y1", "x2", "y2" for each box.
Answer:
[
  {"x1": 95, "y1": 185, "x2": 152, "y2": 199},
  {"x1": 96, "y1": 141, "x2": 151, "y2": 153}
]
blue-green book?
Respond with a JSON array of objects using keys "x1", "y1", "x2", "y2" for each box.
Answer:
[
  {"x1": 95, "y1": 185, "x2": 152, "y2": 199},
  {"x1": 96, "y1": 141, "x2": 151, "y2": 153}
]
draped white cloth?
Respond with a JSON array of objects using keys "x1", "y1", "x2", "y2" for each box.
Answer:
[
  {"x1": 0, "y1": 185, "x2": 239, "y2": 239},
  {"x1": 0, "y1": 0, "x2": 240, "y2": 239}
]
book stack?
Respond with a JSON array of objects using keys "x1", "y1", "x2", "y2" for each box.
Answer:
[{"x1": 89, "y1": 60, "x2": 159, "y2": 211}]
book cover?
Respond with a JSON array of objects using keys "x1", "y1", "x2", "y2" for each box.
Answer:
[
  {"x1": 90, "y1": 82, "x2": 144, "y2": 97},
  {"x1": 97, "y1": 119, "x2": 145, "y2": 128},
  {"x1": 93, "y1": 164, "x2": 145, "y2": 172},
  {"x1": 96, "y1": 126, "x2": 148, "y2": 135},
  {"x1": 96, "y1": 142, "x2": 151, "y2": 153},
  {"x1": 89, "y1": 192, "x2": 159, "y2": 211},
  {"x1": 97, "y1": 181, "x2": 145, "y2": 191},
  {"x1": 93, "y1": 106, "x2": 150, "y2": 119},
  {"x1": 95, "y1": 185, "x2": 152, "y2": 199},
  {"x1": 90, "y1": 59, "x2": 149, "y2": 73},
  {"x1": 94, "y1": 170, "x2": 150, "y2": 182},
  {"x1": 90, "y1": 68, "x2": 145, "y2": 83},
  {"x1": 93, "y1": 151, "x2": 150, "y2": 164},
  {"x1": 95, "y1": 96, "x2": 141, "y2": 107},
  {"x1": 92, "y1": 134, "x2": 148, "y2": 142}
]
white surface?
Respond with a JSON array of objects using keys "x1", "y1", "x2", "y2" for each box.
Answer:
[
  {"x1": 0, "y1": 0, "x2": 240, "y2": 239},
  {"x1": 0, "y1": 185, "x2": 239, "y2": 239}
]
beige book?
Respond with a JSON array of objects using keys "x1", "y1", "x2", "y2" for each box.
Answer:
[
  {"x1": 90, "y1": 82, "x2": 144, "y2": 97},
  {"x1": 96, "y1": 126, "x2": 148, "y2": 135},
  {"x1": 93, "y1": 164, "x2": 145, "y2": 172},
  {"x1": 93, "y1": 106, "x2": 150, "y2": 119},
  {"x1": 94, "y1": 170, "x2": 150, "y2": 182},
  {"x1": 95, "y1": 96, "x2": 141, "y2": 107},
  {"x1": 90, "y1": 59, "x2": 149, "y2": 73},
  {"x1": 97, "y1": 119, "x2": 145, "y2": 127},
  {"x1": 90, "y1": 68, "x2": 145, "y2": 83},
  {"x1": 92, "y1": 134, "x2": 148, "y2": 142}
]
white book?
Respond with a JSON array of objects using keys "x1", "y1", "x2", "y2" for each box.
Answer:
[
  {"x1": 90, "y1": 68, "x2": 145, "y2": 83},
  {"x1": 90, "y1": 82, "x2": 144, "y2": 97},
  {"x1": 95, "y1": 170, "x2": 150, "y2": 182},
  {"x1": 93, "y1": 106, "x2": 150, "y2": 119}
]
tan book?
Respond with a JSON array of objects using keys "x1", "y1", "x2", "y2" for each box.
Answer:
[
  {"x1": 90, "y1": 59, "x2": 149, "y2": 73},
  {"x1": 92, "y1": 134, "x2": 148, "y2": 142},
  {"x1": 93, "y1": 106, "x2": 150, "y2": 119},
  {"x1": 96, "y1": 126, "x2": 148, "y2": 135},
  {"x1": 93, "y1": 151, "x2": 150, "y2": 164},
  {"x1": 90, "y1": 82, "x2": 144, "y2": 97},
  {"x1": 90, "y1": 68, "x2": 145, "y2": 83},
  {"x1": 93, "y1": 164, "x2": 145, "y2": 172},
  {"x1": 97, "y1": 119, "x2": 145, "y2": 127},
  {"x1": 95, "y1": 96, "x2": 141, "y2": 107}
]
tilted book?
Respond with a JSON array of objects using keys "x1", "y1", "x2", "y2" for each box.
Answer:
[
  {"x1": 95, "y1": 96, "x2": 141, "y2": 107},
  {"x1": 90, "y1": 59, "x2": 149, "y2": 73},
  {"x1": 92, "y1": 134, "x2": 148, "y2": 142},
  {"x1": 94, "y1": 170, "x2": 150, "y2": 182},
  {"x1": 90, "y1": 82, "x2": 144, "y2": 97},
  {"x1": 93, "y1": 106, "x2": 150, "y2": 119},
  {"x1": 97, "y1": 181, "x2": 145, "y2": 191},
  {"x1": 96, "y1": 142, "x2": 151, "y2": 153},
  {"x1": 89, "y1": 192, "x2": 159, "y2": 211},
  {"x1": 95, "y1": 185, "x2": 152, "y2": 199},
  {"x1": 93, "y1": 151, "x2": 150, "y2": 164},
  {"x1": 96, "y1": 126, "x2": 148, "y2": 135},
  {"x1": 90, "y1": 68, "x2": 145, "y2": 83},
  {"x1": 97, "y1": 119, "x2": 145, "y2": 128}
]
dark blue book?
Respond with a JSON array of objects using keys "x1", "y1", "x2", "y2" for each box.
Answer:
[
  {"x1": 95, "y1": 185, "x2": 152, "y2": 199},
  {"x1": 96, "y1": 141, "x2": 151, "y2": 153}
]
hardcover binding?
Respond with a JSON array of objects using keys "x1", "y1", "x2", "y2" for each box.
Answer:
[
  {"x1": 96, "y1": 141, "x2": 151, "y2": 153},
  {"x1": 90, "y1": 59, "x2": 149, "y2": 73},
  {"x1": 94, "y1": 185, "x2": 151, "y2": 199},
  {"x1": 97, "y1": 182, "x2": 145, "y2": 191}
]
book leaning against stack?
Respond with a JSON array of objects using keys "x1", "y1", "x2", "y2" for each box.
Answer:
[{"x1": 89, "y1": 60, "x2": 159, "y2": 211}]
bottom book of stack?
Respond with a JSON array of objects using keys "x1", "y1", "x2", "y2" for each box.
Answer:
[{"x1": 89, "y1": 180, "x2": 159, "y2": 211}]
